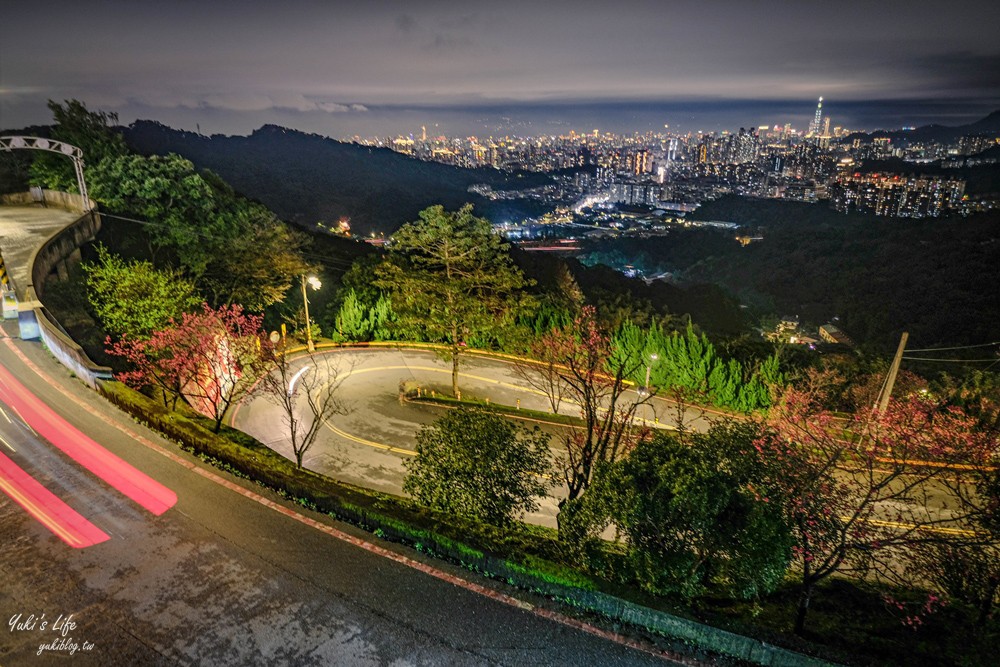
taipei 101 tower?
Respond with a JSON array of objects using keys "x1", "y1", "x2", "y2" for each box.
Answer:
[{"x1": 808, "y1": 97, "x2": 823, "y2": 136}]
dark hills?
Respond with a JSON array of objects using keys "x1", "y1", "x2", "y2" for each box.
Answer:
[
  {"x1": 844, "y1": 109, "x2": 1000, "y2": 144},
  {"x1": 650, "y1": 195, "x2": 1000, "y2": 352},
  {"x1": 122, "y1": 121, "x2": 554, "y2": 235}
]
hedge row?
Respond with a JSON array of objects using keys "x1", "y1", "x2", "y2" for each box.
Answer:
[
  {"x1": 405, "y1": 393, "x2": 587, "y2": 428},
  {"x1": 98, "y1": 380, "x2": 835, "y2": 667}
]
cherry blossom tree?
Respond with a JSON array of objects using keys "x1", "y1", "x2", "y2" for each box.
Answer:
[
  {"x1": 761, "y1": 373, "x2": 994, "y2": 634},
  {"x1": 109, "y1": 304, "x2": 273, "y2": 433},
  {"x1": 543, "y1": 307, "x2": 651, "y2": 514}
]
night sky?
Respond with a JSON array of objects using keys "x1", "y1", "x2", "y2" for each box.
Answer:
[{"x1": 3, "y1": 0, "x2": 999, "y2": 137}]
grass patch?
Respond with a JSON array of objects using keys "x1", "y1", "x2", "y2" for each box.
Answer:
[{"x1": 408, "y1": 394, "x2": 586, "y2": 428}]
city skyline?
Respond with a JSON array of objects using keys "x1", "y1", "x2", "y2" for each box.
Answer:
[{"x1": 3, "y1": 1, "x2": 1000, "y2": 137}]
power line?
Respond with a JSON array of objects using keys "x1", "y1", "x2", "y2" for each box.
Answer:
[
  {"x1": 902, "y1": 356, "x2": 1000, "y2": 363},
  {"x1": 907, "y1": 341, "x2": 1000, "y2": 353},
  {"x1": 99, "y1": 212, "x2": 360, "y2": 270}
]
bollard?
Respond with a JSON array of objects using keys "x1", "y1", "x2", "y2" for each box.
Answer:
[{"x1": 516, "y1": 399, "x2": 520, "y2": 410}]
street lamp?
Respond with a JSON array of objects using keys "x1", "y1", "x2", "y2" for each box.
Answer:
[
  {"x1": 637, "y1": 353, "x2": 659, "y2": 399},
  {"x1": 635, "y1": 353, "x2": 659, "y2": 426},
  {"x1": 301, "y1": 274, "x2": 321, "y2": 352}
]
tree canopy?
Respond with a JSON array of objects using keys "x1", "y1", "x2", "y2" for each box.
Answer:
[
  {"x1": 584, "y1": 421, "x2": 793, "y2": 600},
  {"x1": 29, "y1": 99, "x2": 128, "y2": 192},
  {"x1": 81, "y1": 245, "x2": 201, "y2": 340},
  {"x1": 403, "y1": 408, "x2": 553, "y2": 528},
  {"x1": 376, "y1": 204, "x2": 533, "y2": 398}
]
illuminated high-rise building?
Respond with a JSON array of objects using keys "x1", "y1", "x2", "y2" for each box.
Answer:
[
  {"x1": 808, "y1": 97, "x2": 823, "y2": 136},
  {"x1": 822, "y1": 117, "x2": 831, "y2": 137}
]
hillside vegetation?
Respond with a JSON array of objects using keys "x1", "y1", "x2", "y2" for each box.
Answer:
[{"x1": 123, "y1": 121, "x2": 554, "y2": 235}]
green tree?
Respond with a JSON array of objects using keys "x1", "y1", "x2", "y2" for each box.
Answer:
[
  {"x1": 376, "y1": 204, "x2": 533, "y2": 399},
  {"x1": 553, "y1": 260, "x2": 585, "y2": 313},
  {"x1": 197, "y1": 202, "x2": 311, "y2": 310},
  {"x1": 89, "y1": 153, "x2": 220, "y2": 272},
  {"x1": 403, "y1": 408, "x2": 553, "y2": 528},
  {"x1": 332, "y1": 289, "x2": 370, "y2": 341},
  {"x1": 90, "y1": 155, "x2": 307, "y2": 309},
  {"x1": 337, "y1": 254, "x2": 386, "y2": 309},
  {"x1": 368, "y1": 294, "x2": 395, "y2": 341},
  {"x1": 584, "y1": 421, "x2": 793, "y2": 600},
  {"x1": 81, "y1": 245, "x2": 201, "y2": 339},
  {"x1": 29, "y1": 99, "x2": 128, "y2": 192},
  {"x1": 616, "y1": 321, "x2": 782, "y2": 413}
]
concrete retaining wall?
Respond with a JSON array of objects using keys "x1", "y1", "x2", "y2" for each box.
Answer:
[
  {"x1": 21, "y1": 203, "x2": 112, "y2": 388},
  {"x1": 29, "y1": 210, "x2": 101, "y2": 296},
  {"x1": 1, "y1": 189, "x2": 92, "y2": 213},
  {"x1": 34, "y1": 307, "x2": 113, "y2": 388}
]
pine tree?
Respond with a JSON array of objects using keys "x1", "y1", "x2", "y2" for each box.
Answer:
[{"x1": 375, "y1": 204, "x2": 533, "y2": 399}]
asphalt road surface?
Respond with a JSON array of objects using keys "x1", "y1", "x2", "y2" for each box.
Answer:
[
  {"x1": 232, "y1": 347, "x2": 715, "y2": 529},
  {"x1": 233, "y1": 346, "x2": 973, "y2": 534},
  {"x1": 0, "y1": 321, "x2": 680, "y2": 666},
  {"x1": 0, "y1": 206, "x2": 79, "y2": 300}
]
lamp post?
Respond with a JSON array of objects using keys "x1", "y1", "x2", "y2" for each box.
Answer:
[
  {"x1": 637, "y1": 352, "x2": 659, "y2": 398},
  {"x1": 301, "y1": 274, "x2": 321, "y2": 352},
  {"x1": 637, "y1": 354, "x2": 659, "y2": 426},
  {"x1": 644, "y1": 353, "x2": 658, "y2": 390}
]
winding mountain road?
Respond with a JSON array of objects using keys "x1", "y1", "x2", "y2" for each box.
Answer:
[
  {"x1": 232, "y1": 346, "x2": 712, "y2": 529},
  {"x1": 0, "y1": 205, "x2": 680, "y2": 666}
]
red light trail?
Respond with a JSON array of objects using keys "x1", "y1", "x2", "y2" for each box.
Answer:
[
  {"x1": 0, "y1": 450, "x2": 110, "y2": 548},
  {"x1": 0, "y1": 363, "x2": 176, "y2": 516}
]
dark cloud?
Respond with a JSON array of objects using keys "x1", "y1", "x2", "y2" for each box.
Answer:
[
  {"x1": 2, "y1": 0, "x2": 999, "y2": 134},
  {"x1": 395, "y1": 14, "x2": 417, "y2": 33},
  {"x1": 905, "y1": 51, "x2": 1000, "y2": 91}
]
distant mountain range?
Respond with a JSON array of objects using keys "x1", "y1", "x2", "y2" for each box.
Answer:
[
  {"x1": 122, "y1": 121, "x2": 556, "y2": 234},
  {"x1": 844, "y1": 109, "x2": 1000, "y2": 144}
]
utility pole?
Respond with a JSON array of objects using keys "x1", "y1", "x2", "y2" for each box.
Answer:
[{"x1": 877, "y1": 331, "x2": 908, "y2": 413}]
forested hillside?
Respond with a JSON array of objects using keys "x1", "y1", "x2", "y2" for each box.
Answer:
[
  {"x1": 122, "y1": 121, "x2": 553, "y2": 234},
  {"x1": 675, "y1": 196, "x2": 1000, "y2": 351}
]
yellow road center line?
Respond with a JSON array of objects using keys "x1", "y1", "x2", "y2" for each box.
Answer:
[
  {"x1": 850, "y1": 516, "x2": 976, "y2": 537},
  {"x1": 322, "y1": 417, "x2": 417, "y2": 456}
]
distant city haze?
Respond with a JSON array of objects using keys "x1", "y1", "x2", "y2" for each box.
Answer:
[{"x1": 2, "y1": 0, "x2": 999, "y2": 137}]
